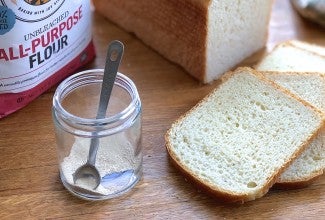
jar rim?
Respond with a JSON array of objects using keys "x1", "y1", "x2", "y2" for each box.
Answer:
[{"x1": 53, "y1": 69, "x2": 141, "y2": 127}]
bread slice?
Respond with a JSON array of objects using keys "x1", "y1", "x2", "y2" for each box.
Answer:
[
  {"x1": 165, "y1": 67, "x2": 324, "y2": 202},
  {"x1": 93, "y1": 0, "x2": 273, "y2": 83},
  {"x1": 262, "y1": 71, "x2": 325, "y2": 188},
  {"x1": 255, "y1": 42, "x2": 325, "y2": 72},
  {"x1": 290, "y1": 40, "x2": 325, "y2": 57}
]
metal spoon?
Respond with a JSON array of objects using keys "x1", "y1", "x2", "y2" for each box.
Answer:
[{"x1": 73, "y1": 40, "x2": 124, "y2": 190}]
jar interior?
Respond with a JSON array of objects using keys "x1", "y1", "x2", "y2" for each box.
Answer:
[{"x1": 61, "y1": 82, "x2": 131, "y2": 119}]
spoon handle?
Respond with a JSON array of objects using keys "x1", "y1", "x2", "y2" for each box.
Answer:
[
  {"x1": 97, "y1": 40, "x2": 124, "y2": 119},
  {"x1": 88, "y1": 40, "x2": 124, "y2": 165}
]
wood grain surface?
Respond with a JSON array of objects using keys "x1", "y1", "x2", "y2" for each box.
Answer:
[{"x1": 0, "y1": 0, "x2": 324, "y2": 219}]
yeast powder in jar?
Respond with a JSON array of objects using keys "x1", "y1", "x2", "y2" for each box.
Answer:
[{"x1": 0, "y1": 0, "x2": 95, "y2": 118}]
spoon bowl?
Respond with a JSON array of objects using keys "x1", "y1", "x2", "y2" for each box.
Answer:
[{"x1": 73, "y1": 164, "x2": 101, "y2": 189}]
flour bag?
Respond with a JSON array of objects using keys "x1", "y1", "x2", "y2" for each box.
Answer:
[{"x1": 0, "y1": 0, "x2": 95, "y2": 118}]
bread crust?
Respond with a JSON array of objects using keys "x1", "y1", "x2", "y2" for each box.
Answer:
[
  {"x1": 165, "y1": 67, "x2": 325, "y2": 202},
  {"x1": 261, "y1": 71, "x2": 325, "y2": 77},
  {"x1": 92, "y1": 0, "x2": 209, "y2": 82},
  {"x1": 274, "y1": 169, "x2": 324, "y2": 189},
  {"x1": 276, "y1": 131, "x2": 324, "y2": 188},
  {"x1": 286, "y1": 40, "x2": 325, "y2": 58}
]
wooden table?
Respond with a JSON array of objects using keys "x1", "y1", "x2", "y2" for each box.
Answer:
[{"x1": 1, "y1": 0, "x2": 324, "y2": 219}]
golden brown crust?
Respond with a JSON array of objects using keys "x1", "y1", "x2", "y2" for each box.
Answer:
[
  {"x1": 92, "y1": 0, "x2": 208, "y2": 82},
  {"x1": 274, "y1": 170, "x2": 324, "y2": 189},
  {"x1": 165, "y1": 146, "x2": 249, "y2": 203},
  {"x1": 275, "y1": 127, "x2": 325, "y2": 187},
  {"x1": 165, "y1": 67, "x2": 325, "y2": 202},
  {"x1": 261, "y1": 70, "x2": 325, "y2": 77},
  {"x1": 286, "y1": 40, "x2": 325, "y2": 58}
]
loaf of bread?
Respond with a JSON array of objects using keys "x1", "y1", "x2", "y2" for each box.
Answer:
[
  {"x1": 263, "y1": 72, "x2": 325, "y2": 188},
  {"x1": 93, "y1": 0, "x2": 273, "y2": 83},
  {"x1": 165, "y1": 67, "x2": 324, "y2": 202},
  {"x1": 255, "y1": 41, "x2": 325, "y2": 188}
]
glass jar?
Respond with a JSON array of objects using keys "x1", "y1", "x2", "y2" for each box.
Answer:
[{"x1": 52, "y1": 69, "x2": 142, "y2": 200}]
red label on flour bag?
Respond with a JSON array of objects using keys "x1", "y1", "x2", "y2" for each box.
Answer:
[{"x1": 0, "y1": 0, "x2": 95, "y2": 118}]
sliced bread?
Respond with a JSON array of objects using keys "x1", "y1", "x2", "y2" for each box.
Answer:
[
  {"x1": 290, "y1": 40, "x2": 325, "y2": 57},
  {"x1": 255, "y1": 42, "x2": 325, "y2": 72},
  {"x1": 255, "y1": 41, "x2": 325, "y2": 187},
  {"x1": 262, "y1": 71, "x2": 325, "y2": 188},
  {"x1": 165, "y1": 67, "x2": 324, "y2": 202}
]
